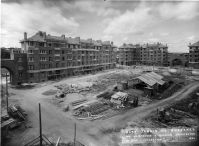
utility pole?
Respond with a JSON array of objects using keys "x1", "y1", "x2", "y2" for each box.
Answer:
[
  {"x1": 39, "y1": 103, "x2": 42, "y2": 146},
  {"x1": 74, "y1": 123, "x2": 76, "y2": 146},
  {"x1": 6, "y1": 73, "x2": 9, "y2": 114}
]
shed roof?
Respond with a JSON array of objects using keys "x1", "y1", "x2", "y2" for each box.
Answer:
[{"x1": 136, "y1": 72, "x2": 165, "y2": 86}]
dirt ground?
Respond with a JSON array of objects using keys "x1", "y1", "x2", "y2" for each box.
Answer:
[{"x1": 2, "y1": 68, "x2": 199, "y2": 146}]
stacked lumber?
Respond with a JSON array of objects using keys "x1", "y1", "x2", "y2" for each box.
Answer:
[{"x1": 71, "y1": 99, "x2": 88, "y2": 106}]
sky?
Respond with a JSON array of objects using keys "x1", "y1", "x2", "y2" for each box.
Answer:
[{"x1": 1, "y1": 0, "x2": 199, "y2": 52}]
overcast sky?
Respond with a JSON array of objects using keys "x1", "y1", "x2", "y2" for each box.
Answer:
[{"x1": 1, "y1": 0, "x2": 199, "y2": 52}]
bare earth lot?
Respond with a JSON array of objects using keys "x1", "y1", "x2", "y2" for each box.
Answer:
[{"x1": 2, "y1": 68, "x2": 199, "y2": 146}]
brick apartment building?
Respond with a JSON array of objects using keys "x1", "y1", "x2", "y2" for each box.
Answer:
[
  {"x1": 20, "y1": 31, "x2": 116, "y2": 83},
  {"x1": 1, "y1": 48, "x2": 28, "y2": 85},
  {"x1": 189, "y1": 41, "x2": 199, "y2": 69},
  {"x1": 118, "y1": 42, "x2": 168, "y2": 66},
  {"x1": 118, "y1": 44, "x2": 141, "y2": 65}
]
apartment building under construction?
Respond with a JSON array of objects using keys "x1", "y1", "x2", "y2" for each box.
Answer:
[
  {"x1": 118, "y1": 44, "x2": 141, "y2": 65},
  {"x1": 189, "y1": 41, "x2": 199, "y2": 69},
  {"x1": 118, "y1": 43, "x2": 168, "y2": 66},
  {"x1": 20, "y1": 31, "x2": 116, "y2": 83}
]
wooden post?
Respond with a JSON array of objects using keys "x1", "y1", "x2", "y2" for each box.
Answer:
[
  {"x1": 39, "y1": 103, "x2": 42, "y2": 146},
  {"x1": 6, "y1": 73, "x2": 9, "y2": 114},
  {"x1": 55, "y1": 137, "x2": 61, "y2": 146},
  {"x1": 74, "y1": 123, "x2": 76, "y2": 146}
]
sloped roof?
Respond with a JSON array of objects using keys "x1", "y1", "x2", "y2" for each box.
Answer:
[
  {"x1": 46, "y1": 35, "x2": 66, "y2": 41},
  {"x1": 26, "y1": 34, "x2": 45, "y2": 42},
  {"x1": 189, "y1": 41, "x2": 199, "y2": 47},
  {"x1": 136, "y1": 72, "x2": 165, "y2": 86}
]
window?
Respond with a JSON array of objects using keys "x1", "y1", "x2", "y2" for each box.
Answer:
[
  {"x1": 19, "y1": 73, "x2": 22, "y2": 77},
  {"x1": 49, "y1": 64, "x2": 52, "y2": 68},
  {"x1": 39, "y1": 42, "x2": 44, "y2": 47},
  {"x1": 28, "y1": 50, "x2": 33, "y2": 54},
  {"x1": 29, "y1": 41, "x2": 34, "y2": 46},
  {"x1": 62, "y1": 57, "x2": 65, "y2": 61},
  {"x1": 28, "y1": 57, "x2": 34, "y2": 62},
  {"x1": 29, "y1": 73, "x2": 34, "y2": 78},
  {"x1": 62, "y1": 50, "x2": 65, "y2": 54},
  {"x1": 49, "y1": 57, "x2": 52, "y2": 61},
  {"x1": 18, "y1": 57, "x2": 22, "y2": 62},
  {"x1": 56, "y1": 63, "x2": 59, "y2": 68},
  {"x1": 39, "y1": 50, "x2": 46, "y2": 54},
  {"x1": 40, "y1": 57, "x2": 46, "y2": 61},
  {"x1": 49, "y1": 50, "x2": 52, "y2": 54},
  {"x1": 28, "y1": 65, "x2": 34, "y2": 70}
]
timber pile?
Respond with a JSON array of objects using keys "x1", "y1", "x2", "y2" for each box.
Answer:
[
  {"x1": 71, "y1": 99, "x2": 88, "y2": 106},
  {"x1": 8, "y1": 104, "x2": 27, "y2": 121},
  {"x1": 74, "y1": 101, "x2": 110, "y2": 120}
]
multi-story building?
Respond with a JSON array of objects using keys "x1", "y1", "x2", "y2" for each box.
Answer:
[
  {"x1": 118, "y1": 44, "x2": 141, "y2": 65},
  {"x1": 118, "y1": 42, "x2": 168, "y2": 66},
  {"x1": 189, "y1": 41, "x2": 199, "y2": 69},
  {"x1": 140, "y1": 43, "x2": 168, "y2": 66},
  {"x1": 20, "y1": 31, "x2": 116, "y2": 83}
]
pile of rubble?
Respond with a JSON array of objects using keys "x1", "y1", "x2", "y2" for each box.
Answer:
[
  {"x1": 73, "y1": 100, "x2": 111, "y2": 120},
  {"x1": 55, "y1": 84, "x2": 91, "y2": 96}
]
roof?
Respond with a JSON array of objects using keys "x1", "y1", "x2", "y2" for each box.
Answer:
[
  {"x1": 67, "y1": 37, "x2": 80, "y2": 44},
  {"x1": 92, "y1": 40, "x2": 102, "y2": 46},
  {"x1": 119, "y1": 44, "x2": 140, "y2": 48},
  {"x1": 111, "y1": 92, "x2": 128, "y2": 100},
  {"x1": 136, "y1": 72, "x2": 165, "y2": 86},
  {"x1": 189, "y1": 41, "x2": 199, "y2": 47},
  {"x1": 46, "y1": 35, "x2": 66, "y2": 42},
  {"x1": 142, "y1": 43, "x2": 167, "y2": 48},
  {"x1": 26, "y1": 33, "x2": 46, "y2": 42}
]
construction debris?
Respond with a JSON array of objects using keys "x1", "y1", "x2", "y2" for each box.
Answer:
[
  {"x1": 8, "y1": 104, "x2": 27, "y2": 121},
  {"x1": 55, "y1": 83, "x2": 91, "y2": 95}
]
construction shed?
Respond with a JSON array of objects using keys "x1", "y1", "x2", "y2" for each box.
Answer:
[
  {"x1": 130, "y1": 72, "x2": 165, "y2": 96},
  {"x1": 111, "y1": 92, "x2": 128, "y2": 105}
]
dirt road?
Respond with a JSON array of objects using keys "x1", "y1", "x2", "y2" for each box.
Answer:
[{"x1": 5, "y1": 76, "x2": 199, "y2": 146}]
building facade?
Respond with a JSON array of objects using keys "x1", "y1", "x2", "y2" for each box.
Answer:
[
  {"x1": 1, "y1": 48, "x2": 28, "y2": 85},
  {"x1": 140, "y1": 43, "x2": 168, "y2": 66},
  {"x1": 189, "y1": 41, "x2": 199, "y2": 69},
  {"x1": 118, "y1": 44, "x2": 141, "y2": 65},
  {"x1": 20, "y1": 31, "x2": 116, "y2": 83},
  {"x1": 118, "y1": 43, "x2": 168, "y2": 66}
]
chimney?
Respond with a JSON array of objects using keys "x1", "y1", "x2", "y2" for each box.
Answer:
[
  {"x1": 61, "y1": 34, "x2": 65, "y2": 38},
  {"x1": 24, "y1": 32, "x2": 27, "y2": 40},
  {"x1": 43, "y1": 32, "x2": 46, "y2": 39}
]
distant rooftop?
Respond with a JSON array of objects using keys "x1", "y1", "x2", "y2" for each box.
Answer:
[
  {"x1": 189, "y1": 41, "x2": 199, "y2": 47},
  {"x1": 21, "y1": 31, "x2": 114, "y2": 46}
]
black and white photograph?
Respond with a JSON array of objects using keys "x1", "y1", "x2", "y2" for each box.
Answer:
[{"x1": 1, "y1": 0, "x2": 199, "y2": 146}]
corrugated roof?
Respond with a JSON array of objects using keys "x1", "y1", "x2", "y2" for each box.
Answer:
[{"x1": 136, "y1": 72, "x2": 165, "y2": 86}]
